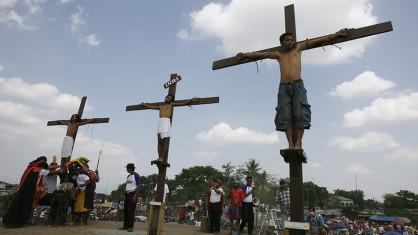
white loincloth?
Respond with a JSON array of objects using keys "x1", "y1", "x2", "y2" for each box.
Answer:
[
  {"x1": 158, "y1": 117, "x2": 171, "y2": 138},
  {"x1": 61, "y1": 136, "x2": 74, "y2": 158}
]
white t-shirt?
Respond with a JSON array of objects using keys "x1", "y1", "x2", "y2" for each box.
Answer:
[
  {"x1": 77, "y1": 174, "x2": 90, "y2": 192},
  {"x1": 125, "y1": 172, "x2": 140, "y2": 193},
  {"x1": 209, "y1": 187, "x2": 224, "y2": 203},
  {"x1": 154, "y1": 183, "x2": 170, "y2": 202},
  {"x1": 243, "y1": 185, "x2": 253, "y2": 203},
  {"x1": 44, "y1": 174, "x2": 58, "y2": 194}
]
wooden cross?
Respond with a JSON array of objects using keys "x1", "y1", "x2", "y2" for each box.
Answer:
[
  {"x1": 126, "y1": 74, "x2": 219, "y2": 235},
  {"x1": 47, "y1": 96, "x2": 110, "y2": 166},
  {"x1": 211, "y1": 4, "x2": 393, "y2": 227},
  {"x1": 212, "y1": 4, "x2": 393, "y2": 70}
]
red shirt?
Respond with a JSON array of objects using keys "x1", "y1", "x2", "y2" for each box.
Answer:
[{"x1": 229, "y1": 188, "x2": 244, "y2": 206}]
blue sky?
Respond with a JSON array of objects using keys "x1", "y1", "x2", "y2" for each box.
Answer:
[{"x1": 1, "y1": 0, "x2": 417, "y2": 201}]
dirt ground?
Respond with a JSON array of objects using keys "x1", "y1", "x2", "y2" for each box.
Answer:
[{"x1": 0, "y1": 221, "x2": 235, "y2": 235}]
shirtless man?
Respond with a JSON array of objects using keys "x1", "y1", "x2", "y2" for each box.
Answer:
[
  {"x1": 56, "y1": 114, "x2": 102, "y2": 162},
  {"x1": 141, "y1": 95, "x2": 196, "y2": 162},
  {"x1": 237, "y1": 29, "x2": 349, "y2": 149}
]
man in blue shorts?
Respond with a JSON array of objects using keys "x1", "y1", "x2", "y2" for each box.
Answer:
[{"x1": 237, "y1": 29, "x2": 349, "y2": 148}]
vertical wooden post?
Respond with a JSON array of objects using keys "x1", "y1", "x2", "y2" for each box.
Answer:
[
  {"x1": 281, "y1": 149, "x2": 307, "y2": 235},
  {"x1": 284, "y1": 4, "x2": 297, "y2": 41}
]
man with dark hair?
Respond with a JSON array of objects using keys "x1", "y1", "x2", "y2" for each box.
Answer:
[
  {"x1": 140, "y1": 94, "x2": 196, "y2": 162},
  {"x1": 228, "y1": 181, "x2": 244, "y2": 235},
  {"x1": 240, "y1": 176, "x2": 255, "y2": 235},
  {"x1": 119, "y1": 163, "x2": 140, "y2": 232},
  {"x1": 237, "y1": 29, "x2": 349, "y2": 149},
  {"x1": 279, "y1": 32, "x2": 294, "y2": 44},
  {"x1": 207, "y1": 178, "x2": 224, "y2": 233},
  {"x1": 276, "y1": 179, "x2": 290, "y2": 227},
  {"x1": 307, "y1": 207, "x2": 325, "y2": 235}
]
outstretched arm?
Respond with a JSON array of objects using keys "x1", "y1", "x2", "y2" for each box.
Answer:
[
  {"x1": 298, "y1": 28, "x2": 350, "y2": 50},
  {"x1": 47, "y1": 120, "x2": 70, "y2": 126},
  {"x1": 237, "y1": 51, "x2": 280, "y2": 60},
  {"x1": 76, "y1": 118, "x2": 110, "y2": 126},
  {"x1": 173, "y1": 97, "x2": 197, "y2": 107},
  {"x1": 140, "y1": 102, "x2": 160, "y2": 110}
]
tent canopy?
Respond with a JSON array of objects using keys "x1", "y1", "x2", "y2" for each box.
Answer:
[{"x1": 369, "y1": 215, "x2": 400, "y2": 222}]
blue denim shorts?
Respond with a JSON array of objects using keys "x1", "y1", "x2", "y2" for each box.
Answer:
[{"x1": 274, "y1": 79, "x2": 311, "y2": 131}]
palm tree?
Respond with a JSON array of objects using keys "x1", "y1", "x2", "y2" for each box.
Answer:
[
  {"x1": 245, "y1": 158, "x2": 261, "y2": 179},
  {"x1": 221, "y1": 161, "x2": 235, "y2": 187}
]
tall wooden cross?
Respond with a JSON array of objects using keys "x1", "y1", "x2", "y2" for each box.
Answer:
[
  {"x1": 212, "y1": 5, "x2": 393, "y2": 70},
  {"x1": 126, "y1": 74, "x2": 219, "y2": 235},
  {"x1": 211, "y1": 4, "x2": 393, "y2": 229},
  {"x1": 47, "y1": 96, "x2": 110, "y2": 166}
]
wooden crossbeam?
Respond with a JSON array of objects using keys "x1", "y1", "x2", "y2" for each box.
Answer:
[
  {"x1": 212, "y1": 21, "x2": 393, "y2": 70},
  {"x1": 47, "y1": 118, "x2": 110, "y2": 126},
  {"x1": 126, "y1": 97, "x2": 219, "y2": 111}
]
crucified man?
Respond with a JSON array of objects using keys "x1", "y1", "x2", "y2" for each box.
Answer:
[
  {"x1": 237, "y1": 29, "x2": 349, "y2": 149},
  {"x1": 141, "y1": 95, "x2": 197, "y2": 162},
  {"x1": 56, "y1": 114, "x2": 104, "y2": 159}
]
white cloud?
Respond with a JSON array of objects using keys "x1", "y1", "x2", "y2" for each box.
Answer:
[
  {"x1": 0, "y1": 100, "x2": 39, "y2": 126},
  {"x1": 0, "y1": 0, "x2": 46, "y2": 30},
  {"x1": 69, "y1": 6, "x2": 86, "y2": 32},
  {"x1": 0, "y1": 77, "x2": 138, "y2": 194},
  {"x1": 345, "y1": 164, "x2": 372, "y2": 175},
  {"x1": 0, "y1": 10, "x2": 36, "y2": 30},
  {"x1": 330, "y1": 71, "x2": 395, "y2": 99},
  {"x1": 0, "y1": 0, "x2": 17, "y2": 8},
  {"x1": 330, "y1": 131, "x2": 400, "y2": 152},
  {"x1": 0, "y1": 77, "x2": 91, "y2": 114},
  {"x1": 197, "y1": 122, "x2": 278, "y2": 145},
  {"x1": 385, "y1": 148, "x2": 418, "y2": 162},
  {"x1": 68, "y1": 7, "x2": 101, "y2": 48},
  {"x1": 24, "y1": 0, "x2": 47, "y2": 15},
  {"x1": 180, "y1": 0, "x2": 377, "y2": 64},
  {"x1": 342, "y1": 92, "x2": 418, "y2": 127},
  {"x1": 85, "y1": 33, "x2": 101, "y2": 46},
  {"x1": 59, "y1": 0, "x2": 73, "y2": 4}
]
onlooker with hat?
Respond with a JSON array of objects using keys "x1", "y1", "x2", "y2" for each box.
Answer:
[
  {"x1": 276, "y1": 179, "x2": 290, "y2": 227},
  {"x1": 40, "y1": 156, "x2": 60, "y2": 207},
  {"x1": 307, "y1": 207, "x2": 325, "y2": 235},
  {"x1": 240, "y1": 176, "x2": 255, "y2": 235},
  {"x1": 207, "y1": 178, "x2": 224, "y2": 234},
  {"x1": 119, "y1": 163, "x2": 141, "y2": 232}
]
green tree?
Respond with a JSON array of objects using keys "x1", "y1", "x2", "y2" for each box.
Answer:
[
  {"x1": 245, "y1": 158, "x2": 261, "y2": 178},
  {"x1": 236, "y1": 158, "x2": 279, "y2": 206},
  {"x1": 383, "y1": 190, "x2": 418, "y2": 218},
  {"x1": 169, "y1": 166, "x2": 222, "y2": 204},
  {"x1": 221, "y1": 161, "x2": 236, "y2": 188},
  {"x1": 137, "y1": 174, "x2": 158, "y2": 202},
  {"x1": 110, "y1": 183, "x2": 126, "y2": 202},
  {"x1": 364, "y1": 199, "x2": 383, "y2": 210},
  {"x1": 303, "y1": 181, "x2": 329, "y2": 208},
  {"x1": 334, "y1": 189, "x2": 365, "y2": 210},
  {"x1": 341, "y1": 205, "x2": 359, "y2": 219}
]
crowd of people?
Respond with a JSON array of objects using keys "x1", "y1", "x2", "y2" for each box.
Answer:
[
  {"x1": 2, "y1": 155, "x2": 99, "y2": 228},
  {"x1": 203, "y1": 176, "x2": 257, "y2": 235},
  {"x1": 324, "y1": 217, "x2": 417, "y2": 235},
  {"x1": 2, "y1": 157, "x2": 417, "y2": 235}
]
